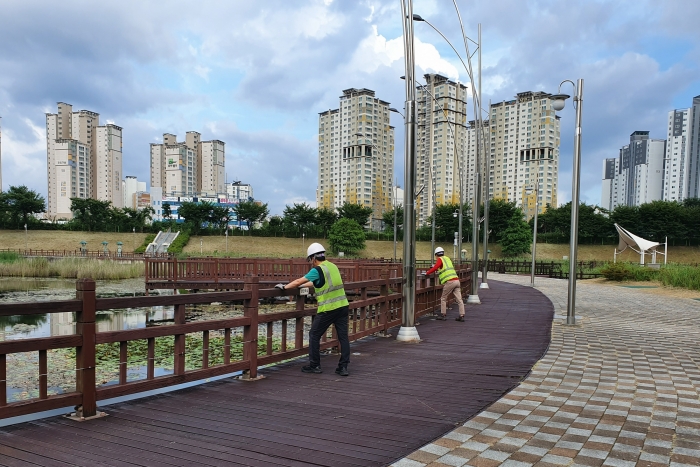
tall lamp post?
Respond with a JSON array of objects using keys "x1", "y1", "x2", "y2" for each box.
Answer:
[
  {"x1": 551, "y1": 79, "x2": 584, "y2": 326},
  {"x1": 525, "y1": 181, "x2": 539, "y2": 287},
  {"x1": 397, "y1": 0, "x2": 420, "y2": 342},
  {"x1": 389, "y1": 110, "x2": 404, "y2": 264}
]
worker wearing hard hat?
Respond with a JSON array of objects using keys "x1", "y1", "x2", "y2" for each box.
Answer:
[
  {"x1": 276, "y1": 243, "x2": 350, "y2": 376},
  {"x1": 424, "y1": 247, "x2": 465, "y2": 321}
]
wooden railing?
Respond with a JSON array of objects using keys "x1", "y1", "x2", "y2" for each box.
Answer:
[
  {"x1": 144, "y1": 258, "x2": 404, "y2": 290},
  {"x1": 0, "y1": 248, "x2": 170, "y2": 260},
  {"x1": 0, "y1": 266, "x2": 470, "y2": 420}
]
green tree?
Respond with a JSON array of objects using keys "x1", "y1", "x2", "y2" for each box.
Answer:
[
  {"x1": 177, "y1": 201, "x2": 210, "y2": 235},
  {"x1": 337, "y1": 202, "x2": 373, "y2": 227},
  {"x1": 2, "y1": 186, "x2": 46, "y2": 229},
  {"x1": 232, "y1": 200, "x2": 269, "y2": 233},
  {"x1": 329, "y1": 218, "x2": 366, "y2": 255},
  {"x1": 483, "y1": 199, "x2": 518, "y2": 243},
  {"x1": 382, "y1": 206, "x2": 404, "y2": 233},
  {"x1": 610, "y1": 205, "x2": 641, "y2": 234},
  {"x1": 69, "y1": 198, "x2": 113, "y2": 231},
  {"x1": 283, "y1": 202, "x2": 317, "y2": 236},
  {"x1": 638, "y1": 200, "x2": 687, "y2": 243},
  {"x1": 501, "y1": 210, "x2": 532, "y2": 257},
  {"x1": 162, "y1": 203, "x2": 172, "y2": 220},
  {"x1": 315, "y1": 207, "x2": 338, "y2": 238}
]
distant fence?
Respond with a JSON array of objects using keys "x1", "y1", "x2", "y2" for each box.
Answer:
[
  {"x1": 0, "y1": 248, "x2": 170, "y2": 260},
  {"x1": 480, "y1": 259, "x2": 604, "y2": 280},
  {"x1": 0, "y1": 266, "x2": 470, "y2": 420}
]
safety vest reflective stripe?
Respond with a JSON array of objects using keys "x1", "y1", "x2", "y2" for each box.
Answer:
[
  {"x1": 316, "y1": 262, "x2": 349, "y2": 312},
  {"x1": 438, "y1": 256, "x2": 459, "y2": 284}
]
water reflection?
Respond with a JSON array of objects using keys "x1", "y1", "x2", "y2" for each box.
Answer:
[{"x1": 0, "y1": 277, "x2": 175, "y2": 341}]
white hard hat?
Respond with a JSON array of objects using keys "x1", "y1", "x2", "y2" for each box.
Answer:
[
  {"x1": 434, "y1": 247, "x2": 444, "y2": 255},
  {"x1": 307, "y1": 242, "x2": 326, "y2": 258}
]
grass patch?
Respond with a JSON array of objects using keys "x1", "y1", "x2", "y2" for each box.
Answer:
[
  {"x1": 599, "y1": 262, "x2": 700, "y2": 291},
  {"x1": 0, "y1": 251, "x2": 21, "y2": 263},
  {"x1": 0, "y1": 258, "x2": 143, "y2": 279},
  {"x1": 134, "y1": 233, "x2": 156, "y2": 254},
  {"x1": 168, "y1": 231, "x2": 190, "y2": 254}
]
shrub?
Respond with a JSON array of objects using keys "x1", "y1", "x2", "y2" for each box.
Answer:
[
  {"x1": 168, "y1": 231, "x2": 190, "y2": 254},
  {"x1": 599, "y1": 262, "x2": 632, "y2": 281},
  {"x1": 328, "y1": 218, "x2": 365, "y2": 255},
  {"x1": 0, "y1": 251, "x2": 20, "y2": 263},
  {"x1": 134, "y1": 233, "x2": 156, "y2": 254}
]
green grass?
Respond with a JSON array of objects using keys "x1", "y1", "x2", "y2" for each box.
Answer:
[
  {"x1": 0, "y1": 257, "x2": 143, "y2": 279},
  {"x1": 599, "y1": 262, "x2": 700, "y2": 291},
  {"x1": 168, "y1": 231, "x2": 190, "y2": 254},
  {"x1": 0, "y1": 251, "x2": 21, "y2": 263},
  {"x1": 134, "y1": 234, "x2": 156, "y2": 254}
]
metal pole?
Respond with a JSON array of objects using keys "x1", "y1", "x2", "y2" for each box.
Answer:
[
  {"x1": 393, "y1": 178, "x2": 397, "y2": 262},
  {"x1": 479, "y1": 24, "x2": 490, "y2": 289},
  {"x1": 397, "y1": 0, "x2": 419, "y2": 341},
  {"x1": 530, "y1": 179, "x2": 539, "y2": 286},
  {"x1": 566, "y1": 79, "x2": 584, "y2": 325}
]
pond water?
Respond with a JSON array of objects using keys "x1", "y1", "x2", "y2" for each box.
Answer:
[{"x1": 0, "y1": 277, "x2": 175, "y2": 341}]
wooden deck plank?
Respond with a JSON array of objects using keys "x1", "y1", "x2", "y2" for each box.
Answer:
[{"x1": 0, "y1": 280, "x2": 553, "y2": 467}]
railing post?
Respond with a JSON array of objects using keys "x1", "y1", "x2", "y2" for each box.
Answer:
[
  {"x1": 76, "y1": 279, "x2": 97, "y2": 418},
  {"x1": 243, "y1": 275, "x2": 260, "y2": 379},
  {"x1": 173, "y1": 304, "x2": 186, "y2": 375},
  {"x1": 380, "y1": 270, "x2": 389, "y2": 335}
]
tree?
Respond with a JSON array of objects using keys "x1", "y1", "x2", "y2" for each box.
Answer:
[
  {"x1": 69, "y1": 198, "x2": 113, "y2": 231},
  {"x1": 233, "y1": 200, "x2": 268, "y2": 233},
  {"x1": 162, "y1": 203, "x2": 172, "y2": 220},
  {"x1": 483, "y1": 199, "x2": 518, "y2": 243},
  {"x1": 337, "y1": 202, "x2": 373, "y2": 227},
  {"x1": 283, "y1": 203, "x2": 317, "y2": 236},
  {"x1": 2, "y1": 186, "x2": 46, "y2": 229},
  {"x1": 382, "y1": 206, "x2": 404, "y2": 232},
  {"x1": 177, "y1": 201, "x2": 210, "y2": 234},
  {"x1": 315, "y1": 207, "x2": 338, "y2": 238},
  {"x1": 329, "y1": 218, "x2": 365, "y2": 255},
  {"x1": 500, "y1": 211, "x2": 532, "y2": 257}
]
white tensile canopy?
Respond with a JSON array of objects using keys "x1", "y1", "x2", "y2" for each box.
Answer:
[{"x1": 614, "y1": 223, "x2": 667, "y2": 265}]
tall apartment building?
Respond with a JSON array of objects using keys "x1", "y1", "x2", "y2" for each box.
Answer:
[
  {"x1": 46, "y1": 102, "x2": 123, "y2": 218},
  {"x1": 0, "y1": 117, "x2": 3, "y2": 191},
  {"x1": 227, "y1": 181, "x2": 254, "y2": 203},
  {"x1": 317, "y1": 88, "x2": 395, "y2": 228},
  {"x1": 414, "y1": 74, "x2": 469, "y2": 225},
  {"x1": 664, "y1": 99, "x2": 700, "y2": 201},
  {"x1": 150, "y1": 132, "x2": 225, "y2": 197},
  {"x1": 483, "y1": 92, "x2": 561, "y2": 220},
  {"x1": 600, "y1": 131, "x2": 666, "y2": 210}
]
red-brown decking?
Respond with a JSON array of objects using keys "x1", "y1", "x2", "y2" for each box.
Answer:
[{"x1": 0, "y1": 280, "x2": 553, "y2": 467}]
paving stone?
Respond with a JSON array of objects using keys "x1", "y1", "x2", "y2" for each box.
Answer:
[{"x1": 394, "y1": 275, "x2": 700, "y2": 467}]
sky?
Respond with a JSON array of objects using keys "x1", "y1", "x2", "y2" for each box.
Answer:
[{"x1": 0, "y1": 0, "x2": 699, "y2": 216}]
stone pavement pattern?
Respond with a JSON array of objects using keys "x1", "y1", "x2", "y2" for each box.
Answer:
[{"x1": 392, "y1": 274, "x2": 700, "y2": 467}]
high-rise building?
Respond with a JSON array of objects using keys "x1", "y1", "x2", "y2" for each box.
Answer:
[
  {"x1": 485, "y1": 92, "x2": 561, "y2": 220},
  {"x1": 123, "y1": 175, "x2": 147, "y2": 209},
  {"x1": 150, "y1": 132, "x2": 225, "y2": 197},
  {"x1": 317, "y1": 88, "x2": 395, "y2": 229},
  {"x1": 0, "y1": 116, "x2": 3, "y2": 192},
  {"x1": 664, "y1": 100, "x2": 700, "y2": 201},
  {"x1": 600, "y1": 131, "x2": 665, "y2": 210},
  {"x1": 415, "y1": 74, "x2": 469, "y2": 225},
  {"x1": 227, "y1": 181, "x2": 253, "y2": 203},
  {"x1": 46, "y1": 103, "x2": 123, "y2": 218}
]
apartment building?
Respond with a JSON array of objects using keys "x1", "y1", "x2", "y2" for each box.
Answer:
[
  {"x1": 123, "y1": 175, "x2": 147, "y2": 209},
  {"x1": 415, "y1": 74, "x2": 469, "y2": 225},
  {"x1": 46, "y1": 102, "x2": 123, "y2": 218},
  {"x1": 317, "y1": 88, "x2": 394, "y2": 229},
  {"x1": 483, "y1": 92, "x2": 561, "y2": 220},
  {"x1": 150, "y1": 132, "x2": 225, "y2": 197},
  {"x1": 664, "y1": 99, "x2": 700, "y2": 201},
  {"x1": 0, "y1": 117, "x2": 3, "y2": 191},
  {"x1": 600, "y1": 131, "x2": 666, "y2": 210},
  {"x1": 227, "y1": 181, "x2": 254, "y2": 203}
]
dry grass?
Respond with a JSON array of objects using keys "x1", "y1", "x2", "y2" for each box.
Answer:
[
  {"x1": 2, "y1": 230, "x2": 698, "y2": 263},
  {"x1": 0, "y1": 258, "x2": 143, "y2": 279},
  {"x1": 0, "y1": 230, "x2": 149, "y2": 253}
]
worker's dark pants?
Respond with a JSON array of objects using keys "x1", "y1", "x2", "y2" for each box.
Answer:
[{"x1": 308, "y1": 305, "x2": 350, "y2": 369}]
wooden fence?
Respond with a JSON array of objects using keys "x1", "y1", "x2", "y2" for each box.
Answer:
[
  {"x1": 144, "y1": 257, "x2": 403, "y2": 290},
  {"x1": 0, "y1": 266, "x2": 470, "y2": 420}
]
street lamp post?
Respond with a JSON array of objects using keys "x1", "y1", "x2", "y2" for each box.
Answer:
[
  {"x1": 525, "y1": 181, "x2": 539, "y2": 287},
  {"x1": 24, "y1": 223, "x2": 27, "y2": 251},
  {"x1": 551, "y1": 79, "x2": 584, "y2": 325},
  {"x1": 397, "y1": 0, "x2": 420, "y2": 342}
]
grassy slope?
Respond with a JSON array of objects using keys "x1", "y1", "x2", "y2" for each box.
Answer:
[
  {"x1": 0, "y1": 230, "x2": 150, "y2": 252},
  {"x1": 1, "y1": 230, "x2": 698, "y2": 263}
]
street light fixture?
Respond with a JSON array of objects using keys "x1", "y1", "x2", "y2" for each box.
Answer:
[
  {"x1": 552, "y1": 79, "x2": 584, "y2": 325},
  {"x1": 396, "y1": 0, "x2": 420, "y2": 342},
  {"x1": 525, "y1": 183, "x2": 539, "y2": 287}
]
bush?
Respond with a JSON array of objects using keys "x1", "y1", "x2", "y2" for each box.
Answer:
[
  {"x1": 599, "y1": 262, "x2": 632, "y2": 281},
  {"x1": 134, "y1": 234, "x2": 156, "y2": 254},
  {"x1": 167, "y1": 231, "x2": 190, "y2": 254},
  {"x1": 328, "y1": 218, "x2": 365, "y2": 255}
]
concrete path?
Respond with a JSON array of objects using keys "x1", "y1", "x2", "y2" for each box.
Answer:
[{"x1": 392, "y1": 274, "x2": 700, "y2": 467}]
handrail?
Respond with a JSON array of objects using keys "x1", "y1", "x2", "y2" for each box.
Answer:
[{"x1": 0, "y1": 266, "x2": 471, "y2": 420}]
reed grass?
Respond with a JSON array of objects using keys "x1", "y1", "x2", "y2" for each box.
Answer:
[{"x1": 0, "y1": 258, "x2": 143, "y2": 279}]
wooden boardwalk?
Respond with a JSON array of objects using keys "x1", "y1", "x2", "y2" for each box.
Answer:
[{"x1": 0, "y1": 280, "x2": 553, "y2": 467}]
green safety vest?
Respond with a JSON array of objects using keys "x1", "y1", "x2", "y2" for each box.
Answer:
[
  {"x1": 315, "y1": 261, "x2": 349, "y2": 313},
  {"x1": 438, "y1": 255, "x2": 458, "y2": 284}
]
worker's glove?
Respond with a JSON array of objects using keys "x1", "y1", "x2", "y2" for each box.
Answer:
[
  {"x1": 420, "y1": 271, "x2": 427, "y2": 276},
  {"x1": 274, "y1": 283, "x2": 286, "y2": 290}
]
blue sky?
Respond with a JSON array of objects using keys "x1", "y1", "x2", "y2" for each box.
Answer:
[{"x1": 1, "y1": 0, "x2": 699, "y2": 216}]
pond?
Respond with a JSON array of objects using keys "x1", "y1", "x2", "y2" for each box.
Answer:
[{"x1": 0, "y1": 277, "x2": 176, "y2": 340}]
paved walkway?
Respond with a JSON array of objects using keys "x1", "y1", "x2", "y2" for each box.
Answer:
[{"x1": 393, "y1": 274, "x2": 700, "y2": 467}]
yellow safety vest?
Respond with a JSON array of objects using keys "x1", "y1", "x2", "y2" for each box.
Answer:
[
  {"x1": 315, "y1": 261, "x2": 349, "y2": 313},
  {"x1": 438, "y1": 255, "x2": 459, "y2": 284}
]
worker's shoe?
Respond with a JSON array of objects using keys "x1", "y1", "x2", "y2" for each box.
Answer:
[
  {"x1": 335, "y1": 366, "x2": 349, "y2": 377},
  {"x1": 436, "y1": 315, "x2": 447, "y2": 321},
  {"x1": 302, "y1": 365, "x2": 322, "y2": 374},
  {"x1": 455, "y1": 316, "x2": 465, "y2": 322}
]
